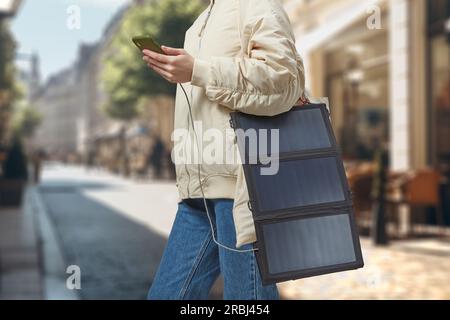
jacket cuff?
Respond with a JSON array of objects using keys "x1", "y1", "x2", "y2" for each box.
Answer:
[{"x1": 191, "y1": 58, "x2": 211, "y2": 88}]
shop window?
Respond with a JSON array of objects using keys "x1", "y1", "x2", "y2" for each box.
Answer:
[
  {"x1": 428, "y1": 0, "x2": 450, "y2": 224},
  {"x1": 429, "y1": 33, "x2": 450, "y2": 176},
  {"x1": 326, "y1": 31, "x2": 389, "y2": 161}
]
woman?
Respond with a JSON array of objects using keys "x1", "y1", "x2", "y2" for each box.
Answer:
[{"x1": 143, "y1": 0, "x2": 305, "y2": 300}]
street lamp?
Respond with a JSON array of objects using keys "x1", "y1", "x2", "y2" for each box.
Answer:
[{"x1": 0, "y1": 0, "x2": 22, "y2": 19}]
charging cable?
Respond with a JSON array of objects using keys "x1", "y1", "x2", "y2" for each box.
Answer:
[{"x1": 179, "y1": 83, "x2": 257, "y2": 253}]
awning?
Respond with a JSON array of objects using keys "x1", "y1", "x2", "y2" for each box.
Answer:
[{"x1": 296, "y1": 0, "x2": 384, "y2": 54}]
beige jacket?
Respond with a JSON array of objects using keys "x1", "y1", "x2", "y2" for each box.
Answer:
[{"x1": 173, "y1": 0, "x2": 305, "y2": 247}]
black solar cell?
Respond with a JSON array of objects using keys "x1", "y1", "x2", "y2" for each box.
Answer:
[
  {"x1": 252, "y1": 157, "x2": 346, "y2": 213},
  {"x1": 235, "y1": 107, "x2": 332, "y2": 163},
  {"x1": 262, "y1": 214, "x2": 356, "y2": 275}
]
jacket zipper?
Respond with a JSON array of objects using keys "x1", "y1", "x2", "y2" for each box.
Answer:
[{"x1": 185, "y1": 0, "x2": 215, "y2": 198}]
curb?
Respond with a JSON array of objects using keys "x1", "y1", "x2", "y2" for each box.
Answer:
[{"x1": 28, "y1": 186, "x2": 80, "y2": 300}]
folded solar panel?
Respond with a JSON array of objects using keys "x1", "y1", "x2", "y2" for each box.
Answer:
[{"x1": 230, "y1": 103, "x2": 364, "y2": 285}]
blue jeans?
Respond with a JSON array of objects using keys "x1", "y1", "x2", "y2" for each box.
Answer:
[{"x1": 148, "y1": 199, "x2": 279, "y2": 300}]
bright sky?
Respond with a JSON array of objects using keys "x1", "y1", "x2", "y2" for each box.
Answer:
[{"x1": 11, "y1": 0, "x2": 130, "y2": 81}]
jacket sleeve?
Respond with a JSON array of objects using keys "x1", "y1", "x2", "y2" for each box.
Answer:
[{"x1": 190, "y1": 9, "x2": 306, "y2": 117}]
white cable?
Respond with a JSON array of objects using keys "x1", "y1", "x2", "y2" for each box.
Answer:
[{"x1": 179, "y1": 84, "x2": 257, "y2": 253}]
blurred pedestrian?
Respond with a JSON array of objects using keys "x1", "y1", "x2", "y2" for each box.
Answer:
[
  {"x1": 31, "y1": 149, "x2": 46, "y2": 184},
  {"x1": 149, "y1": 136, "x2": 165, "y2": 179}
]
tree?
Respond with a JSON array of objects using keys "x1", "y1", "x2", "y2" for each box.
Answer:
[
  {"x1": 101, "y1": 0, "x2": 203, "y2": 175},
  {"x1": 102, "y1": 0, "x2": 204, "y2": 119},
  {"x1": 12, "y1": 105, "x2": 43, "y2": 138},
  {"x1": 0, "y1": 20, "x2": 17, "y2": 145}
]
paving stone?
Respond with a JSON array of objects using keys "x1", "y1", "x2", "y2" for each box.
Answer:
[
  {"x1": 278, "y1": 238, "x2": 450, "y2": 300},
  {"x1": 0, "y1": 192, "x2": 43, "y2": 300}
]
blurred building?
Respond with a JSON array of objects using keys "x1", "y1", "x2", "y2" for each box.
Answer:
[
  {"x1": 287, "y1": 0, "x2": 450, "y2": 224},
  {"x1": 33, "y1": 68, "x2": 79, "y2": 159},
  {"x1": 33, "y1": 5, "x2": 126, "y2": 161},
  {"x1": 76, "y1": 5, "x2": 130, "y2": 158},
  {"x1": 75, "y1": 43, "x2": 104, "y2": 156},
  {"x1": 16, "y1": 52, "x2": 41, "y2": 101}
]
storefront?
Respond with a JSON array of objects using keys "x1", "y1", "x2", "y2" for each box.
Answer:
[
  {"x1": 288, "y1": 0, "x2": 450, "y2": 229},
  {"x1": 428, "y1": 0, "x2": 450, "y2": 178},
  {"x1": 292, "y1": 0, "x2": 449, "y2": 168},
  {"x1": 428, "y1": 0, "x2": 450, "y2": 223},
  {"x1": 324, "y1": 16, "x2": 389, "y2": 161}
]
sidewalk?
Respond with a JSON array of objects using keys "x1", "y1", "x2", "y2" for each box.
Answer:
[
  {"x1": 2, "y1": 165, "x2": 449, "y2": 300},
  {"x1": 279, "y1": 238, "x2": 450, "y2": 300},
  {"x1": 0, "y1": 185, "x2": 79, "y2": 300},
  {"x1": 0, "y1": 188, "x2": 43, "y2": 300}
]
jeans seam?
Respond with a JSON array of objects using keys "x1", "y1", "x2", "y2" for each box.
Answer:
[
  {"x1": 178, "y1": 231, "x2": 213, "y2": 300},
  {"x1": 251, "y1": 254, "x2": 257, "y2": 300}
]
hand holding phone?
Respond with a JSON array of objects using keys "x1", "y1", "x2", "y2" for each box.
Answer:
[{"x1": 136, "y1": 36, "x2": 194, "y2": 84}]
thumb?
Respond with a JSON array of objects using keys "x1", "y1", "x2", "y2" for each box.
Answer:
[{"x1": 161, "y1": 45, "x2": 185, "y2": 56}]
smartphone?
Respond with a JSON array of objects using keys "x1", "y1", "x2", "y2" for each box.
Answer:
[{"x1": 132, "y1": 35, "x2": 164, "y2": 54}]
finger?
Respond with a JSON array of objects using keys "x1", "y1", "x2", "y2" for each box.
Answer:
[
  {"x1": 143, "y1": 56, "x2": 165, "y2": 70},
  {"x1": 142, "y1": 49, "x2": 170, "y2": 64},
  {"x1": 145, "y1": 57, "x2": 172, "y2": 72},
  {"x1": 147, "y1": 62, "x2": 168, "y2": 79},
  {"x1": 161, "y1": 46, "x2": 185, "y2": 56},
  {"x1": 149, "y1": 62, "x2": 173, "y2": 81}
]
